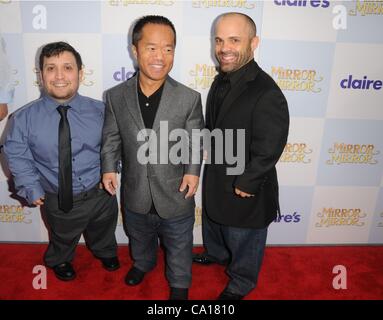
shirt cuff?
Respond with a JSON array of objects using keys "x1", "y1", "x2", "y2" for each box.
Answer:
[{"x1": 18, "y1": 186, "x2": 45, "y2": 205}]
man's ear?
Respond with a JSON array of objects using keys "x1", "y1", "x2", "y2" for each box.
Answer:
[
  {"x1": 251, "y1": 36, "x2": 260, "y2": 52},
  {"x1": 79, "y1": 67, "x2": 84, "y2": 83},
  {"x1": 132, "y1": 45, "x2": 138, "y2": 60},
  {"x1": 39, "y1": 69, "x2": 44, "y2": 87}
]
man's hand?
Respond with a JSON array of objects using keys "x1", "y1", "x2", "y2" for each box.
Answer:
[
  {"x1": 33, "y1": 197, "x2": 44, "y2": 206},
  {"x1": 235, "y1": 188, "x2": 254, "y2": 198},
  {"x1": 102, "y1": 172, "x2": 118, "y2": 195},
  {"x1": 0, "y1": 103, "x2": 8, "y2": 121},
  {"x1": 179, "y1": 174, "x2": 199, "y2": 199}
]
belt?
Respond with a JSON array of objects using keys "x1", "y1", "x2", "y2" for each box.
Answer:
[{"x1": 46, "y1": 184, "x2": 103, "y2": 203}]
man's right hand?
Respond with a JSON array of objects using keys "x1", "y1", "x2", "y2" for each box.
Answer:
[
  {"x1": 102, "y1": 172, "x2": 118, "y2": 195},
  {"x1": 33, "y1": 197, "x2": 44, "y2": 206}
]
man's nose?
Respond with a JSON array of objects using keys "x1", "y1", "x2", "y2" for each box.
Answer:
[
  {"x1": 220, "y1": 41, "x2": 232, "y2": 52},
  {"x1": 55, "y1": 68, "x2": 64, "y2": 79},
  {"x1": 154, "y1": 49, "x2": 165, "y2": 60}
]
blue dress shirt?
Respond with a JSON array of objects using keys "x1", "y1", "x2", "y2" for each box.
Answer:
[{"x1": 4, "y1": 93, "x2": 105, "y2": 204}]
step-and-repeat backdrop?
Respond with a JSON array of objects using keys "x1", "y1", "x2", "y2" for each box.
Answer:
[{"x1": 0, "y1": 0, "x2": 382, "y2": 245}]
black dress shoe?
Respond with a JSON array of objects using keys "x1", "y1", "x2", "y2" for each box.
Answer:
[
  {"x1": 125, "y1": 266, "x2": 146, "y2": 286},
  {"x1": 53, "y1": 262, "x2": 76, "y2": 281},
  {"x1": 192, "y1": 253, "x2": 228, "y2": 265},
  {"x1": 169, "y1": 287, "x2": 189, "y2": 300},
  {"x1": 217, "y1": 290, "x2": 244, "y2": 300},
  {"x1": 99, "y1": 256, "x2": 120, "y2": 271}
]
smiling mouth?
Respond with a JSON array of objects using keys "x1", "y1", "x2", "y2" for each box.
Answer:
[
  {"x1": 220, "y1": 54, "x2": 237, "y2": 63},
  {"x1": 150, "y1": 64, "x2": 165, "y2": 70},
  {"x1": 52, "y1": 82, "x2": 70, "y2": 87}
]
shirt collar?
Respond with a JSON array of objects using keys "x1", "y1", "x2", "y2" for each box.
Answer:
[
  {"x1": 137, "y1": 73, "x2": 165, "y2": 99},
  {"x1": 219, "y1": 59, "x2": 254, "y2": 86},
  {"x1": 42, "y1": 92, "x2": 82, "y2": 114}
]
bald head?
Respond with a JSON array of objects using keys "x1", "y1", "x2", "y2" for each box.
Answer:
[
  {"x1": 214, "y1": 12, "x2": 259, "y2": 73},
  {"x1": 215, "y1": 12, "x2": 257, "y2": 39}
]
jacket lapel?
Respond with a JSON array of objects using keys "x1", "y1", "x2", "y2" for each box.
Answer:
[
  {"x1": 215, "y1": 61, "x2": 260, "y2": 128},
  {"x1": 152, "y1": 77, "x2": 177, "y2": 133},
  {"x1": 123, "y1": 75, "x2": 146, "y2": 132},
  {"x1": 206, "y1": 77, "x2": 219, "y2": 130}
]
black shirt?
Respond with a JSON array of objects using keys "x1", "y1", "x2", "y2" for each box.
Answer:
[
  {"x1": 212, "y1": 60, "x2": 254, "y2": 124},
  {"x1": 137, "y1": 79, "x2": 165, "y2": 215},
  {"x1": 137, "y1": 81, "x2": 164, "y2": 129}
]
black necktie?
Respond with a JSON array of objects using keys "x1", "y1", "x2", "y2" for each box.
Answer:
[{"x1": 57, "y1": 105, "x2": 73, "y2": 213}]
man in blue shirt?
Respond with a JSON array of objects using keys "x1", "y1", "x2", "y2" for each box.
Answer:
[{"x1": 4, "y1": 42, "x2": 119, "y2": 281}]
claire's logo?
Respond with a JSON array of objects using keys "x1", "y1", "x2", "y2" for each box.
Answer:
[
  {"x1": 274, "y1": 0, "x2": 330, "y2": 8},
  {"x1": 274, "y1": 211, "x2": 301, "y2": 223},
  {"x1": 113, "y1": 67, "x2": 135, "y2": 82},
  {"x1": 340, "y1": 75, "x2": 382, "y2": 90}
]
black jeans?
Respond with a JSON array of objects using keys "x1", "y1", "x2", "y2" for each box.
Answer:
[{"x1": 43, "y1": 186, "x2": 118, "y2": 267}]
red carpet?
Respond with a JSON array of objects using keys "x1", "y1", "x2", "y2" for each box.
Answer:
[{"x1": 0, "y1": 244, "x2": 382, "y2": 300}]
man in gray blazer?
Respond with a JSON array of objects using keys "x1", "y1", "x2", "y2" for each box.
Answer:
[{"x1": 101, "y1": 15, "x2": 204, "y2": 300}]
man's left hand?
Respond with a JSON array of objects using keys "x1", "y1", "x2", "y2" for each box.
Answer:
[
  {"x1": 179, "y1": 174, "x2": 199, "y2": 199},
  {"x1": 235, "y1": 188, "x2": 254, "y2": 198}
]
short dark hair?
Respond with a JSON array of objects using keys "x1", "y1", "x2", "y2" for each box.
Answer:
[
  {"x1": 39, "y1": 41, "x2": 83, "y2": 71},
  {"x1": 132, "y1": 15, "x2": 176, "y2": 47}
]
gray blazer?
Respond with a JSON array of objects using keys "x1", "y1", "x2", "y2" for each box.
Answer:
[{"x1": 101, "y1": 74, "x2": 204, "y2": 218}]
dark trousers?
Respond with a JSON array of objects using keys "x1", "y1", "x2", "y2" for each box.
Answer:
[
  {"x1": 124, "y1": 209, "x2": 194, "y2": 289},
  {"x1": 202, "y1": 209, "x2": 268, "y2": 296},
  {"x1": 43, "y1": 186, "x2": 118, "y2": 267}
]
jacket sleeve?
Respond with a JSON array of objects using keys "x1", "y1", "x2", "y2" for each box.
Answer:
[
  {"x1": 101, "y1": 91, "x2": 122, "y2": 174},
  {"x1": 184, "y1": 92, "x2": 205, "y2": 176},
  {"x1": 233, "y1": 89, "x2": 289, "y2": 194},
  {"x1": 3, "y1": 113, "x2": 44, "y2": 204}
]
